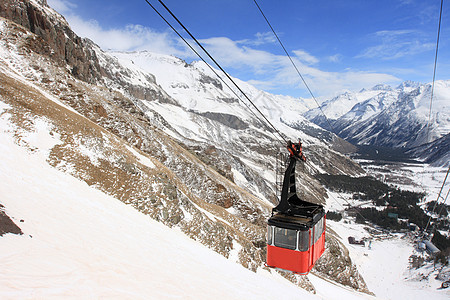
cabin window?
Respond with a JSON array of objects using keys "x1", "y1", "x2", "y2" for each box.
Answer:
[
  {"x1": 274, "y1": 227, "x2": 297, "y2": 250},
  {"x1": 312, "y1": 223, "x2": 317, "y2": 244},
  {"x1": 313, "y1": 217, "x2": 324, "y2": 243},
  {"x1": 313, "y1": 221, "x2": 318, "y2": 243},
  {"x1": 298, "y1": 230, "x2": 309, "y2": 251},
  {"x1": 267, "y1": 226, "x2": 273, "y2": 245}
]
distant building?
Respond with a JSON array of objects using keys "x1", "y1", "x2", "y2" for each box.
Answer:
[{"x1": 348, "y1": 236, "x2": 365, "y2": 246}]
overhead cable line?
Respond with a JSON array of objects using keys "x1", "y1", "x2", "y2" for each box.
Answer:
[
  {"x1": 419, "y1": 0, "x2": 444, "y2": 225},
  {"x1": 422, "y1": 165, "x2": 450, "y2": 239},
  {"x1": 143, "y1": 0, "x2": 285, "y2": 144},
  {"x1": 144, "y1": 0, "x2": 289, "y2": 145},
  {"x1": 143, "y1": 0, "x2": 359, "y2": 221},
  {"x1": 435, "y1": 186, "x2": 450, "y2": 219},
  {"x1": 253, "y1": 0, "x2": 334, "y2": 131},
  {"x1": 425, "y1": 0, "x2": 444, "y2": 145},
  {"x1": 253, "y1": 0, "x2": 371, "y2": 221}
]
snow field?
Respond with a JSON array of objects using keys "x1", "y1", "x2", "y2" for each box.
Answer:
[
  {"x1": 0, "y1": 112, "x2": 320, "y2": 299},
  {"x1": 329, "y1": 220, "x2": 450, "y2": 300},
  {"x1": 1, "y1": 93, "x2": 447, "y2": 299}
]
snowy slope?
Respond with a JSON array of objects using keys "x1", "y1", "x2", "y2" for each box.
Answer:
[
  {"x1": 0, "y1": 102, "x2": 375, "y2": 300},
  {"x1": 0, "y1": 10, "x2": 368, "y2": 293},
  {"x1": 110, "y1": 51, "x2": 315, "y2": 115},
  {"x1": 306, "y1": 90, "x2": 381, "y2": 122},
  {"x1": 330, "y1": 220, "x2": 450, "y2": 300},
  {"x1": 1, "y1": 99, "x2": 447, "y2": 299},
  {"x1": 406, "y1": 133, "x2": 450, "y2": 167}
]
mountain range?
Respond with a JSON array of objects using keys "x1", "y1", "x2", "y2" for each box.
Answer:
[{"x1": 305, "y1": 81, "x2": 449, "y2": 166}]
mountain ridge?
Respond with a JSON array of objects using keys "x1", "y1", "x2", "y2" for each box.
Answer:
[{"x1": 304, "y1": 81, "x2": 449, "y2": 166}]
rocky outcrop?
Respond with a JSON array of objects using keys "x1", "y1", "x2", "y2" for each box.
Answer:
[
  {"x1": 0, "y1": 0, "x2": 171, "y2": 104},
  {"x1": 0, "y1": 0, "x2": 102, "y2": 83},
  {"x1": 0, "y1": 204, "x2": 23, "y2": 236}
]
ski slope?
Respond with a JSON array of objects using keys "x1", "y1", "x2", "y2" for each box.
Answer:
[
  {"x1": 0, "y1": 108, "x2": 375, "y2": 299},
  {"x1": 330, "y1": 220, "x2": 450, "y2": 300}
]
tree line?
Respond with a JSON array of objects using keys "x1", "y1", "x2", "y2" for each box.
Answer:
[{"x1": 317, "y1": 174, "x2": 448, "y2": 234}]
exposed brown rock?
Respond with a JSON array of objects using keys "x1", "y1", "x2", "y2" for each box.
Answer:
[
  {"x1": 0, "y1": 0, "x2": 102, "y2": 83},
  {"x1": 0, "y1": 204, "x2": 23, "y2": 237}
]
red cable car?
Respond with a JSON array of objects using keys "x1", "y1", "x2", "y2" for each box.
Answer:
[{"x1": 266, "y1": 140, "x2": 326, "y2": 275}]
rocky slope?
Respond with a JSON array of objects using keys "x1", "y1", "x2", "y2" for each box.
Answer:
[
  {"x1": 0, "y1": 0, "x2": 102, "y2": 83},
  {"x1": 406, "y1": 133, "x2": 450, "y2": 167},
  {"x1": 0, "y1": 0, "x2": 370, "y2": 294}
]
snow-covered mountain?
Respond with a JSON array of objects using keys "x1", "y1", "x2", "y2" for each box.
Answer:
[
  {"x1": 92, "y1": 47, "x2": 365, "y2": 203},
  {"x1": 305, "y1": 81, "x2": 449, "y2": 165},
  {"x1": 0, "y1": 0, "x2": 370, "y2": 295},
  {"x1": 1, "y1": 0, "x2": 448, "y2": 298}
]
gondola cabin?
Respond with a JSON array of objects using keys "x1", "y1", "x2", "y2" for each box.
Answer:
[
  {"x1": 266, "y1": 140, "x2": 326, "y2": 274},
  {"x1": 266, "y1": 202, "x2": 326, "y2": 274}
]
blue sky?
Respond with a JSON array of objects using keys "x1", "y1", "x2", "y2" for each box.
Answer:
[{"x1": 47, "y1": 0, "x2": 449, "y2": 99}]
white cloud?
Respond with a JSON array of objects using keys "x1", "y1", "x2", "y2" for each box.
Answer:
[
  {"x1": 249, "y1": 64, "x2": 400, "y2": 98},
  {"x1": 399, "y1": 0, "x2": 415, "y2": 5},
  {"x1": 47, "y1": 0, "x2": 193, "y2": 56},
  {"x1": 358, "y1": 29, "x2": 434, "y2": 60},
  {"x1": 292, "y1": 49, "x2": 319, "y2": 65},
  {"x1": 62, "y1": 14, "x2": 193, "y2": 57},
  {"x1": 327, "y1": 54, "x2": 342, "y2": 63},
  {"x1": 326, "y1": 71, "x2": 400, "y2": 96},
  {"x1": 239, "y1": 32, "x2": 277, "y2": 46},
  {"x1": 197, "y1": 36, "x2": 400, "y2": 97},
  {"x1": 44, "y1": 2, "x2": 402, "y2": 98},
  {"x1": 375, "y1": 29, "x2": 418, "y2": 39},
  {"x1": 47, "y1": 0, "x2": 76, "y2": 13},
  {"x1": 199, "y1": 37, "x2": 281, "y2": 73}
]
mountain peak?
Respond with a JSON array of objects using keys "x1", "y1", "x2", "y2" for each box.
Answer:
[{"x1": 396, "y1": 80, "x2": 421, "y2": 91}]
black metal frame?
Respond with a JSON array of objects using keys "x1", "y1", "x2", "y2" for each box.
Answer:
[{"x1": 269, "y1": 156, "x2": 325, "y2": 230}]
